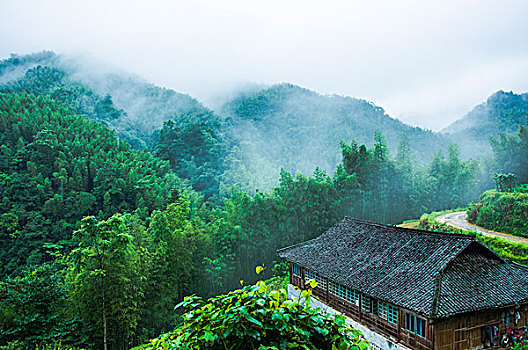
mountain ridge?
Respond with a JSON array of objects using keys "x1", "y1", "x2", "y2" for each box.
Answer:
[
  {"x1": 2, "y1": 51, "x2": 528, "y2": 192},
  {"x1": 442, "y1": 90, "x2": 528, "y2": 158}
]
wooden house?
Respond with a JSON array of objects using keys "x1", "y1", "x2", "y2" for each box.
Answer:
[{"x1": 277, "y1": 218, "x2": 528, "y2": 350}]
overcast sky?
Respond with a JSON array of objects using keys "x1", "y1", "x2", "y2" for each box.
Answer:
[{"x1": 1, "y1": 0, "x2": 527, "y2": 130}]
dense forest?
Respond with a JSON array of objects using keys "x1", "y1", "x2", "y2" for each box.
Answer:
[
  {"x1": 443, "y1": 90, "x2": 528, "y2": 159},
  {"x1": 1, "y1": 52, "x2": 528, "y2": 349},
  {"x1": 220, "y1": 83, "x2": 449, "y2": 190},
  {"x1": 468, "y1": 184, "x2": 528, "y2": 237}
]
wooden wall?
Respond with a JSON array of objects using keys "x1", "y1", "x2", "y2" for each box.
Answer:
[
  {"x1": 290, "y1": 263, "x2": 434, "y2": 350},
  {"x1": 289, "y1": 262, "x2": 528, "y2": 350},
  {"x1": 434, "y1": 304, "x2": 528, "y2": 350}
]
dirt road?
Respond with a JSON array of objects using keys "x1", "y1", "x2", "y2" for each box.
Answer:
[{"x1": 435, "y1": 211, "x2": 528, "y2": 245}]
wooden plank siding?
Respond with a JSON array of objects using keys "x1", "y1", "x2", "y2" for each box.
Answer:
[
  {"x1": 289, "y1": 263, "x2": 528, "y2": 350},
  {"x1": 291, "y1": 263, "x2": 434, "y2": 350},
  {"x1": 434, "y1": 306, "x2": 528, "y2": 350}
]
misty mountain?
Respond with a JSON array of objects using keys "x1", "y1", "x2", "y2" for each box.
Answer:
[
  {"x1": 443, "y1": 90, "x2": 528, "y2": 158},
  {"x1": 0, "y1": 51, "x2": 218, "y2": 150},
  {"x1": 3, "y1": 51, "x2": 527, "y2": 194},
  {"x1": 219, "y1": 84, "x2": 449, "y2": 180},
  {"x1": 0, "y1": 52, "x2": 229, "y2": 198}
]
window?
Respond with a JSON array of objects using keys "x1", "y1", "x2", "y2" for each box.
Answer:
[
  {"x1": 292, "y1": 263, "x2": 300, "y2": 277},
  {"x1": 405, "y1": 312, "x2": 415, "y2": 333},
  {"x1": 372, "y1": 299, "x2": 379, "y2": 316},
  {"x1": 305, "y1": 269, "x2": 316, "y2": 284},
  {"x1": 348, "y1": 289, "x2": 360, "y2": 306},
  {"x1": 330, "y1": 281, "x2": 345, "y2": 300},
  {"x1": 329, "y1": 280, "x2": 339, "y2": 295},
  {"x1": 501, "y1": 311, "x2": 511, "y2": 325},
  {"x1": 388, "y1": 305, "x2": 398, "y2": 324},
  {"x1": 362, "y1": 294, "x2": 371, "y2": 313},
  {"x1": 304, "y1": 269, "x2": 327, "y2": 289},
  {"x1": 378, "y1": 301, "x2": 388, "y2": 320},
  {"x1": 417, "y1": 317, "x2": 427, "y2": 338},
  {"x1": 329, "y1": 281, "x2": 359, "y2": 306}
]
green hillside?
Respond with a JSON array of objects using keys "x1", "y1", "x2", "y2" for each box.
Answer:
[
  {"x1": 467, "y1": 186, "x2": 528, "y2": 237},
  {"x1": 0, "y1": 52, "x2": 219, "y2": 151},
  {"x1": 0, "y1": 92, "x2": 185, "y2": 277},
  {"x1": 221, "y1": 84, "x2": 449, "y2": 179},
  {"x1": 0, "y1": 53, "x2": 228, "y2": 199},
  {"x1": 3, "y1": 52, "x2": 528, "y2": 195},
  {"x1": 443, "y1": 90, "x2": 528, "y2": 159}
]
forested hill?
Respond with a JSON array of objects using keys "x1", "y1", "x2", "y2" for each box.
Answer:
[
  {"x1": 443, "y1": 90, "x2": 528, "y2": 158},
  {"x1": 220, "y1": 83, "x2": 448, "y2": 177},
  {"x1": 0, "y1": 52, "x2": 227, "y2": 198},
  {"x1": 0, "y1": 51, "x2": 218, "y2": 150},
  {"x1": 2, "y1": 52, "x2": 528, "y2": 194},
  {"x1": 0, "y1": 92, "x2": 186, "y2": 277}
]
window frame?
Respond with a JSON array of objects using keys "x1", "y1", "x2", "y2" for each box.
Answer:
[
  {"x1": 416, "y1": 317, "x2": 427, "y2": 339},
  {"x1": 292, "y1": 263, "x2": 301, "y2": 277},
  {"x1": 349, "y1": 289, "x2": 360, "y2": 306},
  {"x1": 329, "y1": 281, "x2": 360, "y2": 306},
  {"x1": 404, "y1": 312, "x2": 416, "y2": 333},
  {"x1": 362, "y1": 294, "x2": 372, "y2": 313},
  {"x1": 372, "y1": 298, "x2": 379, "y2": 316},
  {"x1": 304, "y1": 269, "x2": 327, "y2": 289},
  {"x1": 388, "y1": 305, "x2": 398, "y2": 325},
  {"x1": 378, "y1": 301, "x2": 388, "y2": 320},
  {"x1": 501, "y1": 310, "x2": 511, "y2": 325}
]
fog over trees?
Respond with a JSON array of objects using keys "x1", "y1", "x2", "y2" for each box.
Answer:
[{"x1": 0, "y1": 52, "x2": 527, "y2": 349}]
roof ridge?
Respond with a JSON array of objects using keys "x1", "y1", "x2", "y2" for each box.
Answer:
[
  {"x1": 510, "y1": 261, "x2": 528, "y2": 271},
  {"x1": 430, "y1": 265, "x2": 446, "y2": 318},
  {"x1": 343, "y1": 216, "x2": 475, "y2": 240},
  {"x1": 276, "y1": 237, "x2": 318, "y2": 254}
]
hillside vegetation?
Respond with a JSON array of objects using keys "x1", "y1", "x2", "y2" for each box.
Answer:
[
  {"x1": 467, "y1": 186, "x2": 528, "y2": 237},
  {"x1": 1, "y1": 51, "x2": 528, "y2": 350},
  {"x1": 0, "y1": 52, "x2": 219, "y2": 151},
  {"x1": 418, "y1": 210, "x2": 528, "y2": 265},
  {"x1": 0, "y1": 53, "x2": 229, "y2": 199},
  {"x1": 221, "y1": 84, "x2": 449, "y2": 189},
  {"x1": 443, "y1": 90, "x2": 528, "y2": 159},
  {"x1": 3, "y1": 52, "x2": 528, "y2": 195},
  {"x1": 0, "y1": 92, "x2": 186, "y2": 277},
  {"x1": 465, "y1": 121, "x2": 528, "y2": 237}
]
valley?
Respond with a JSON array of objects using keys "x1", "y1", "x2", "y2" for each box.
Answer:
[{"x1": 0, "y1": 51, "x2": 527, "y2": 350}]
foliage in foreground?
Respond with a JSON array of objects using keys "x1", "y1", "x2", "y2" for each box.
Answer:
[
  {"x1": 0, "y1": 264, "x2": 85, "y2": 348},
  {"x1": 513, "y1": 339, "x2": 528, "y2": 350},
  {"x1": 135, "y1": 275, "x2": 370, "y2": 350}
]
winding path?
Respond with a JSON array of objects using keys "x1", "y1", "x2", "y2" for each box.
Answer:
[{"x1": 435, "y1": 211, "x2": 528, "y2": 245}]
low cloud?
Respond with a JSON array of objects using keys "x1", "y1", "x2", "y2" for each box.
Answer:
[{"x1": 1, "y1": 0, "x2": 527, "y2": 129}]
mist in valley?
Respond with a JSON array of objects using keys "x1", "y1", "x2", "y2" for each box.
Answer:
[{"x1": 1, "y1": 2, "x2": 528, "y2": 349}]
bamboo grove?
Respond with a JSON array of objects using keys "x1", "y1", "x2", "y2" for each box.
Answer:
[{"x1": 0, "y1": 87, "x2": 527, "y2": 348}]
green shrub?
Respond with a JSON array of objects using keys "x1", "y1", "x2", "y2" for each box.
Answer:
[
  {"x1": 467, "y1": 188, "x2": 528, "y2": 237},
  {"x1": 513, "y1": 339, "x2": 528, "y2": 350},
  {"x1": 134, "y1": 275, "x2": 370, "y2": 350}
]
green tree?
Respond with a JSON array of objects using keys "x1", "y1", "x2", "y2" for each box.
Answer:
[
  {"x1": 0, "y1": 264, "x2": 82, "y2": 348},
  {"x1": 491, "y1": 118, "x2": 528, "y2": 184},
  {"x1": 65, "y1": 215, "x2": 144, "y2": 350}
]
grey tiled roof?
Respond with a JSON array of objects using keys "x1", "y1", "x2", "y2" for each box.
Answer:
[
  {"x1": 277, "y1": 217, "x2": 528, "y2": 318},
  {"x1": 436, "y1": 252, "x2": 528, "y2": 317}
]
